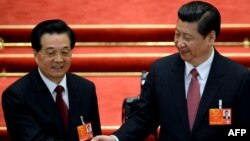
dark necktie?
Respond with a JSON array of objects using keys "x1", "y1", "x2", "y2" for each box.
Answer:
[
  {"x1": 55, "y1": 85, "x2": 69, "y2": 132},
  {"x1": 187, "y1": 68, "x2": 200, "y2": 130}
]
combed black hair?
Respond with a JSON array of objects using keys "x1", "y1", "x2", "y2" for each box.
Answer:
[
  {"x1": 178, "y1": 1, "x2": 221, "y2": 38},
  {"x1": 31, "y1": 19, "x2": 76, "y2": 51}
]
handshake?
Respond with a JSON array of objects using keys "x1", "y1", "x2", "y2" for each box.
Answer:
[{"x1": 90, "y1": 135, "x2": 117, "y2": 141}]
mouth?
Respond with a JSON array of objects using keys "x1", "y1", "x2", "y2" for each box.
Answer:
[
  {"x1": 180, "y1": 50, "x2": 189, "y2": 55},
  {"x1": 52, "y1": 66, "x2": 63, "y2": 71}
]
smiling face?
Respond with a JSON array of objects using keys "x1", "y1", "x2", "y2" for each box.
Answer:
[
  {"x1": 34, "y1": 33, "x2": 72, "y2": 84},
  {"x1": 174, "y1": 19, "x2": 215, "y2": 67}
]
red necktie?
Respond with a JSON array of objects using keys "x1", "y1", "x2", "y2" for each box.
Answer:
[
  {"x1": 55, "y1": 85, "x2": 69, "y2": 132},
  {"x1": 187, "y1": 68, "x2": 200, "y2": 130}
]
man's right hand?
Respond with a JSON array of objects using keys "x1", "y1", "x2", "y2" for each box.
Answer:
[{"x1": 90, "y1": 135, "x2": 117, "y2": 141}]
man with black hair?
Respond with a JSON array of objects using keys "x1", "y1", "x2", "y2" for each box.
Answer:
[
  {"x1": 91, "y1": 1, "x2": 250, "y2": 141},
  {"x1": 2, "y1": 19, "x2": 101, "y2": 141}
]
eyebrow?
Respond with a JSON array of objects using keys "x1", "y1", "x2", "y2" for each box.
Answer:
[
  {"x1": 175, "y1": 27, "x2": 192, "y2": 35},
  {"x1": 45, "y1": 47, "x2": 71, "y2": 50}
]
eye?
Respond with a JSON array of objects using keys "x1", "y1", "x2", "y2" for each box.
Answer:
[
  {"x1": 61, "y1": 48, "x2": 71, "y2": 56},
  {"x1": 46, "y1": 49, "x2": 56, "y2": 55},
  {"x1": 184, "y1": 37, "x2": 191, "y2": 41},
  {"x1": 183, "y1": 35, "x2": 192, "y2": 41},
  {"x1": 174, "y1": 32, "x2": 180, "y2": 38}
]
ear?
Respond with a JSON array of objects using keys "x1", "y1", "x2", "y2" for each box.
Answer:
[
  {"x1": 33, "y1": 49, "x2": 38, "y2": 57},
  {"x1": 33, "y1": 49, "x2": 39, "y2": 63},
  {"x1": 207, "y1": 30, "x2": 216, "y2": 45}
]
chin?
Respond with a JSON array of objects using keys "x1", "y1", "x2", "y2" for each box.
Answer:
[
  {"x1": 51, "y1": 71, "x2": 65, "y2": 77},
  {"x1": 180, "y1": 55, "x2": 189, "y2": 62}
]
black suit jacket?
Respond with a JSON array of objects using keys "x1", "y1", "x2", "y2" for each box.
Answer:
[
  {"x1": 2, "y1": 69, "x2": 101, "y2": 141},
  {"x1": 114, "y1": 50, "x2": 250, "y2": 141}
]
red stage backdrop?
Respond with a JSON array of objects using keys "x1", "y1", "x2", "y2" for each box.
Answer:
[{"x1": 0, "y1": 0, "x2": 249, "y2": 25}]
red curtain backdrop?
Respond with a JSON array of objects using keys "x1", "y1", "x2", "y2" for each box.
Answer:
[{"x1": 0, "y1": 0, "x2": 249, "y2": 25}]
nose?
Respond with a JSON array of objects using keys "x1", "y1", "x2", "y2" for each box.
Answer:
[
  {"x1": 54, "y1": 52, "x2": 63, "y2": 62},
  {"x1": 175, "y1": 39, "x2": 186, "y2": 49}
]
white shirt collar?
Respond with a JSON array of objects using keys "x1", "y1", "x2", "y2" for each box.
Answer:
[{"x1": 38, "y1": 68, "x2": 67, "y2": 94}]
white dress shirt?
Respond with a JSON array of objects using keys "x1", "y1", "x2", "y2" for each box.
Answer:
[
  {"x1": 38, "y1": 68, "x2": 69, "y2": 108},
  {"x1": 184, "y1": 47, "x2": 214, "y2": 98}
]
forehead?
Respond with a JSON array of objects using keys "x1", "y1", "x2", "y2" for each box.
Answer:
[
  {"x1": 175, "y1": 19, "x2": 199, "y2": 35},
  {"x1": 41, "y1": 33, "x2": 70, "y2": 42}
]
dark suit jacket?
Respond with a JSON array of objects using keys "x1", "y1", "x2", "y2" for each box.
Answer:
[
  {"x1": 114, "y1": 50, "x2": 250, "y2": 141},
  {"x1": 2, "y1": 69, "x2": 101, "y2": 141}
]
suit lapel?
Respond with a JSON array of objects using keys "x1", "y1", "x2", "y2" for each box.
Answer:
[
  {"x1": 193, "y1": 51, "x2": 225, "y2": 131},
  {"x1": 67, "y1": 73, "x2": 79, "y2": 120},
  {"x1": 30, "y1": 69, "x2": 66, "y2": 134},
  {"x1": 171, "y1": 55, "x2": 190, "y2": 131},
  {"x1": 66, "y1": 73, "x2": 83, "y2": 138}
]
